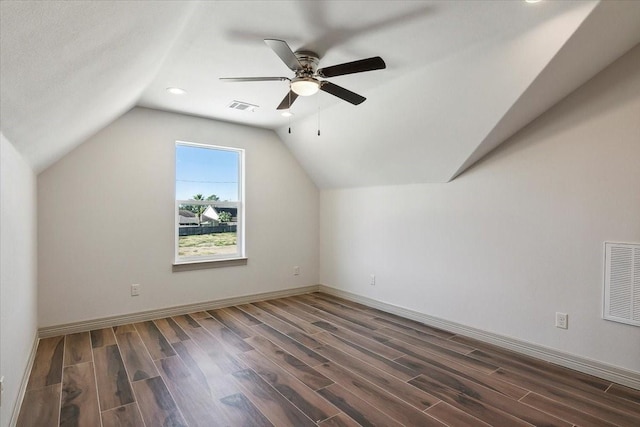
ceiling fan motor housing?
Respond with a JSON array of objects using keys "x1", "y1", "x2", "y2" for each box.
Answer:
[
  {"x1": 294, "y1": 50, "x2": 320, "y2": 77},
  {"x1": 290, "y1": 50, "x2": 322, "y2": 96}
]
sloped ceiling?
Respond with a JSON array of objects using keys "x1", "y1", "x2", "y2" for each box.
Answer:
[
  {"x1": 1, "y1": 1, "x2": 639, "y2": 186},
  {"x1": 0, "y1": 1, "x2": 196, "y2": 171}
]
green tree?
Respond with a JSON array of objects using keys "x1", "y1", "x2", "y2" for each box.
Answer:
[{"x1": 218, "y1": 211, "x2": 232, "y2": 223}]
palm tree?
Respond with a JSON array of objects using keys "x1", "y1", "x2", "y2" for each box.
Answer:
[{"x1": 191, "y1": 194, "x2": 206, "y2": 224}]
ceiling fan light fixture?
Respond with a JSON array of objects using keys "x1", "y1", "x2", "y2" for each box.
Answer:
[
  {"x1": 281, "y1": 111, "x2": 293, "y2": 117},
  {"x1": 291, "y1": 78, "x2": 320, "y2": 96}
]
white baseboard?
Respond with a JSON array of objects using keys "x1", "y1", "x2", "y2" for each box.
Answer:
[
  {"x1": 38, "y1": 285, "x2": 319, "y2": 338},
  {"x1": 10, "y1": 331, "x2": 39, "y2": 426},
  {"x1": 318, "y1": 285, "x2": 640, "y2": 391}
]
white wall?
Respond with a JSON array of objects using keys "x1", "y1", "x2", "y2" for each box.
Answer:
[
  {"x1": 38, "y1": 108, "x2": 319, "y2": 327},
  {"x1": 320, "y1": 46, "x2": 640, "y2": 372},
  {"x1": 0, "y1": 133, "x2": 38, "y2": 427}
]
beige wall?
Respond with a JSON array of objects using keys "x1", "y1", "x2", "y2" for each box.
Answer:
[
  {"x1": 320, "y1": 46, "x2": 640, "y2": 372},
  {"x1": 0, "y1": 133, "x2": 38, "y2": 427},
  {"x1": 37, "y1": 108, "x2": 319, "y2": 327}
]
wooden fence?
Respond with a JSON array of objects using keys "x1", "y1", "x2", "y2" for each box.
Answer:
[{"x1": 178, "y1": 225, "x2": 237, "y2": 236}]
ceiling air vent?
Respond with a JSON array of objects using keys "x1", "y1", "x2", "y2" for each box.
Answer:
[
  {"x1": 228, "y1": 100, "x2": 258, "y2": 112},
  {"x1": 604, "y1": 242, "x2": 640, "y2": 327}
]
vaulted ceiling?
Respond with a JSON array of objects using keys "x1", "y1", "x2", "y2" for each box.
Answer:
[{"x1": 2, "y1": 1, "x2": 639, "y2": 186}]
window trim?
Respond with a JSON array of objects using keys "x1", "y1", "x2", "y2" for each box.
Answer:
[
  {"x1": 174, "y1": 141, "x2": 245, "y2": 267},
  {"x1": 172, "y1": 257, "x2": 247, "y2": 272}
]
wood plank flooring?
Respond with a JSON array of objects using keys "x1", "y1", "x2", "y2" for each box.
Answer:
[{"x1": 17, "y1": 292, "x2": 640, "y2": 426}]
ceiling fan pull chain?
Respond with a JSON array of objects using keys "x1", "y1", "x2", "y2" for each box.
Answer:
[
  {"x1": 317, "y1": 95, "x2": 321, "y2": 136},
  {"x1": 288, "y1": 89, "x2": 292, "y2": 134}
]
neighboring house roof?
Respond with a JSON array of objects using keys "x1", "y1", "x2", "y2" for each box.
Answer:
[
  {"x1": 178, "y1": 209, "x2": 199, "y2": 225},
  {"x1": 202, "y1": 206, "x2": 218, "y2": 222}
]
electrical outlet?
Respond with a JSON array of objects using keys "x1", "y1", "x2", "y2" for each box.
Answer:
[
  {"x1": 293, "y1": 266, "x2": 300, "y2": 276},
  {"x1": 370, "y1": 274, "x2": 376, "y2": 286},
  {"x1": 131, "y1": 284, "x2": 140, "y2": 296},
  {"x1": 555, "y1": 312, "x2": 568, "y2": 329}
]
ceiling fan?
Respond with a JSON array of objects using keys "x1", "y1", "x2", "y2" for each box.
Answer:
[{"x1": 220, "y1": 39, "x2": 386, "y2": 110}]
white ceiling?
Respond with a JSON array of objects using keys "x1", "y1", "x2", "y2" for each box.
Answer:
[{"x1": 1, "y1": 1, "x2": 639, "y2": 186}]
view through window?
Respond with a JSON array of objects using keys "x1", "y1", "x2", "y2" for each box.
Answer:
[{"x1": 175, "y1": 142, "x2": 243, "y2": 262}]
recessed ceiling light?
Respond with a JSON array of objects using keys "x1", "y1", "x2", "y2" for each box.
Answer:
[
  {"x1": 166, "y1": 87, "x2": 186, "y2": 95},
  {"x1": 281, "y1": 111, "x2": 294, "y2": 117},
  {"x1": 525, "y1": 0, "x2": 542, "y2": 3}
]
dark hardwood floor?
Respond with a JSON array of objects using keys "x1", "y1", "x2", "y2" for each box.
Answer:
[{"x1": 17, "y1": 292, "x2": 640, "y2": 426}]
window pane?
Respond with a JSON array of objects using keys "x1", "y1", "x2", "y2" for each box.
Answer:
[
  {"x1": 175, "y1": 142, "x2": 243, "y2": 263},
  {"x1": 177, "y1": 203, "x2": 238, "y2": 258},
  {"x1": 176, "y1": 145, "x2": 239, "y2": 202}
]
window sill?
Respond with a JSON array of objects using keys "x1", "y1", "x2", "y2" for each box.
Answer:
[{"x1": 172, "y1": 257, "x2": 248, "y2": 272}]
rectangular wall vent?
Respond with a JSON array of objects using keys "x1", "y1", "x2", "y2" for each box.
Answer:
[
  {"x1": 228, "y1": 100, "x2": 259, "y2": 111},
  {"x1": 604, "y1": 242, "x2": 640, "y2": 327}
]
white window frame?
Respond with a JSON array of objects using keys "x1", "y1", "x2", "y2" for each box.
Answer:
[{"x1": 174, "y1": 141, "x2": 245, "y2": 266}]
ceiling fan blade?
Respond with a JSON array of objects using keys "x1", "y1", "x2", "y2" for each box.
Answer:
[
  {"x1": 320, "y1": 81, "x2": 366, "y2": 105},
  {"x1": 264, "y1": 39, "x2": 302, "y2": 72},
  {"x1": 220, "y1": 77, "x2": 289, "y2": 82},
  {"x1": 276, "y1": 90, "x2": 299, "y2": 110},
  {"x1": 318, "y1": 56, "x2": 386, "y2": 78}
]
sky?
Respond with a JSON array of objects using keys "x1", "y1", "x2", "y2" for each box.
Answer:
[{"x1": 175, "y1": 144, "x2": 239, "y2": 201}]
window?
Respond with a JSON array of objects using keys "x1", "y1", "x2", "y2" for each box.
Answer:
[{"x1": 175, "y1": 142, "x2": 244, "y2": 265}]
